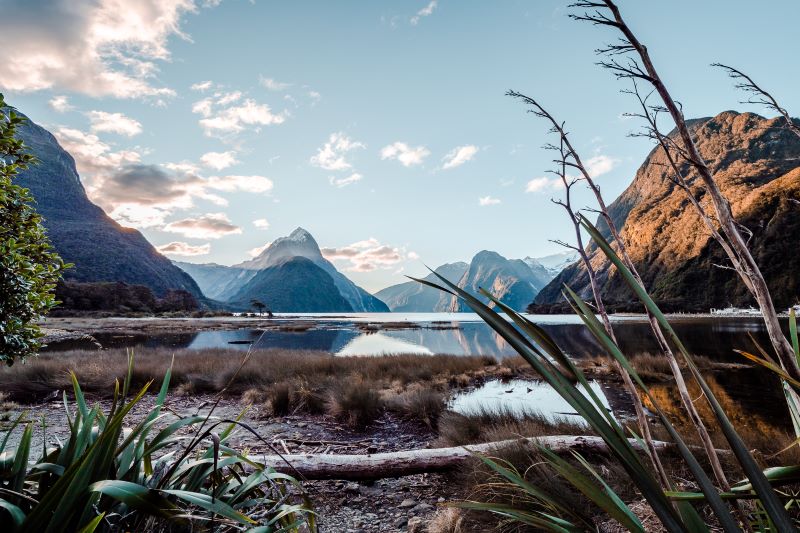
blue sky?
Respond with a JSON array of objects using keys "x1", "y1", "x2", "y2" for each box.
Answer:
[{"x1": 2, "y1": 1, "x2": 799, "y2": 292}]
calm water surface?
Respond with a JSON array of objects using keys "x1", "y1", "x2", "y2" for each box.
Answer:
[{"x1": 78, "y1": 313, "x2": 791, "y2": 430}]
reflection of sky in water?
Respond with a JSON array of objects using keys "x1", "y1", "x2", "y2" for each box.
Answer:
[
  {"x1": 449, "y1": 379, "x2": 611, "y2": 425},
  {"x1": 337, "y1": 332, "x2": 433, "y2": 356}
]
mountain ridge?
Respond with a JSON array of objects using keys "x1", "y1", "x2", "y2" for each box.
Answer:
[
  {"x1": 11, "y1": 107, "x2": 204, "y2": 299},
  {"x1": 533, "y1": 111, "x2": 800, "y2": 312}
]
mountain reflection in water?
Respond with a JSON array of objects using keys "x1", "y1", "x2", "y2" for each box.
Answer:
[{"x1": 84, "y1": 314, "x2": 789, "y2": 431}]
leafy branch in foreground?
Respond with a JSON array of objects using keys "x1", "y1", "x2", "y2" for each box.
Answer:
[
  {"x1": 0, "y1": 94, "x2": 69, "y2": 364},
  {"x1": 0, "y1": 352, "x2": 315, "y2": 532}
]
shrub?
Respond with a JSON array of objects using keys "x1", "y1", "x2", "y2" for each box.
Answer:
[
  {"x1": 326, "y1": 379, "x2": 384, "y2": 428},
  {"x1": 0, "y1": 353, "x2": 315, "y2": 531},
  {"x1": 0, "y1": 96, "x2": 67, "y2": 363}
]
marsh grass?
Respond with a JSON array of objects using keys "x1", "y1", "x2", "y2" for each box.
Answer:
[{"x1": 0, "y1": 347, "x2": 497, "y2": 401}]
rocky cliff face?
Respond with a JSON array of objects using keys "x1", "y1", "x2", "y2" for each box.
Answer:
[
  {"x1": 177, "y1": 228, "x2": 389, "y2": 312},
  {"x1": 533, "y1": 111, "x2": 800, "y2": 312},
  {"x1": 13, "y1": 109, "x2": 203, "y2": 298}
]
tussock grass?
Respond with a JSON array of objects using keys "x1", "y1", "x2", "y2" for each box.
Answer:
[
  {"x1": 436, "y1": 407, "x2": 592, "y2": 447},
  {"x1": 0, "y1": 347, "x2": 496, "y2": 402}
]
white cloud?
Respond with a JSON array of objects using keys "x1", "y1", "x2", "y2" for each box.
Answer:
[
  {"x1": 216, "y1": 90, "x2": 242, "y2": 106},
  {"x1": 260, "y1": 76, "x2": 292, "y2": 91},
  {"x1": 203, "y1": 174, "x2": 274, "y2": 194},
  {"x1": 48, "y1": 95, "x2": 73, "y2": 113},
  {"x1": 248, "y1": 242, "x2": 271, "y2": 257},
  {"x1": 87, "y1": 110, "x2": 142, "y2": 137},
  {"x1": 329, "y1": 173, "x2": 363, "y2": 188},
  {"x1": 196, "y1": 97, "x2": 286, "y2": 137},
  {"x1": 200, "y1": 150, "x2": 238, "y2": 170},
  {"x1": 54, "y1": 126, "x2": 274, "y2": 228},
  {"x1": 157, "y1": 241, "x2": 211, "y2": 256},
  {"x1": 191, "y1": 80, "x2": 214, "y2": 92},
  {"x1": 411, "y1": 0, "x2": 437, "y2": 25},
  {"x1": 479, "y1": 196, "x2": 501, "y2": 206},
  {"x1": 0, "y1": 0, "x2": 203, "y2": 99},
  {"x1": 322, "y1": 238, "x2": 408, "y2": 272},
  {"x1": 585, "y1": 154, "x2": 619, "y2": 178},
  {"x1": 380, "y1": 142, "x2": 430, "y2": 167},
  {"x1": 163, "y1": 212, "x2": 242, "y2": 239},
  {"x1": 442, "y1": 145, "x2": 479, "y2": 169},
  {"x1": 253, "y1": 218, "x2": 270, "y2": 229},
  {"x1": 310, "y1": 132, "x2": 365, "y2": 171},
  {"x1": 525, "y1": 176, "x2": 560, "y2": 193}
]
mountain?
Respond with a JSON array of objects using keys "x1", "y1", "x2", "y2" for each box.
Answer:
[
  {"x1": 171, "y1": 262, "x2": 247, "y2": 301},
  {"x1": 227, "y1": 257, "x2": 354, "y2": 312},
  {"x1": 448, "y1": 251, "x2": 545, "y2": 312},
  {"x1": 525, "y1": 251, "x2": 580, "y2": 278},
  {"x1": 533, "y1": 111, "x2": 800, "y2": 312},
  {"x1": 176, "y1": 228, "x2": 389, "y2": 312},
  {"x1": 377, "y1": 250, "x2": 558, "y2": 312},
  {"x1": 375, "y1": 262, "x2": 469, "y2": 312},
  {"x1": 11, "y1": 108, "x2": 203, "y2": 298}
]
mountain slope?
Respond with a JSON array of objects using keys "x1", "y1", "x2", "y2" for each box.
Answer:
[
  {"x1": 176, "y1": 228, "x2": 389, "y2": 312},
  {"x1": 172, "y1": 262, "x2": 247, "y2": 301},
  {"x1": 12, "y1": 108, "x2": 203, "y2": 298},
  {"x1": 375, "y1": 262, "x2": 469, "y2": 312},
  {"x1": 533, "y1": 111, "x2": 800, "y2": 312},
  {"x1": 449, "y1": 251, "x2": 543, "y2": 312},
  {"x1": 232, "y1": 228, "x2": 388, "y2": 312},
  {"x1": 226, "y1": 257, "x2": 354, "y2": 312}
]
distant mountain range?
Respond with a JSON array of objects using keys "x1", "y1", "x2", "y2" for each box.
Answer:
[
  {"x1": 176, "y1": 228, "x2": 389, "y2": 312},
  {"x1": 11, "y1": 107, "x2": 203, "y2": 299},
  {"x1": 533, "y1": 111, "x2": 800, "y2": 312},
  {"x1": 376, "y1": 250, "x2": 575, "y2": 312}
]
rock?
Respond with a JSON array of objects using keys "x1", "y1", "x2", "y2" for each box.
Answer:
[
  {"x1": 411, "y1": 503, "x2": 434, "y2": 514},
  {"x1": 393, "y1": 516, "x2": 408, "y2": 528},
  {"x1": 398, "y1": 498, "x2": 417, "y2": 509}
]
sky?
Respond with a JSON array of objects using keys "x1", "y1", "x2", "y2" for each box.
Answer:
[{"x1": 2, "y1": 1, "x2": 800, "y2": 292}]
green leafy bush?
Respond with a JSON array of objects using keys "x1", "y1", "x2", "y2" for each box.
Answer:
[
  {"x1": 0, "y1": 353, "x2": 315, "y2": 532},
  {"x1": 0, "y1": 94, "x2": 67, "y2": 363}
]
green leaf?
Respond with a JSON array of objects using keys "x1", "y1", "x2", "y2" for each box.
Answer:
[
  {"x1": 90, "y1": 480, "x2": 177, "y2": 519},
  {"x1": 580, "y1": 214, "x2": 793, "y2": 532},
  {"x1": 162, "y1": 489, "x2": 256, "y2": 525}
]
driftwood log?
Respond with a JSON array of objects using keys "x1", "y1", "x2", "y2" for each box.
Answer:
[{"x1": 261, "y1": 435, "x2": 674, "y2": 481}]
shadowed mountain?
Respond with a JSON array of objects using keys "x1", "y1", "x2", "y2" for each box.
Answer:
[
  {"x1": 377, "y1": 250, "x2": 560, "y2": 312},
  {"x1": 375, "y1": 262, "x2": 469, "y2": 312},
  {"x1": 11, "y1": 107, "x2": 203, "y2": 298},
  {"x1": 177, "y1": 228, "x2": 389, "y2": 312},
  {"x1": 533, "y1": 111, "x2": 800, "y2": 312}
]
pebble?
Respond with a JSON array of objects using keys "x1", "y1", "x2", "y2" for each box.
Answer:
[{"x1": 398, "y1": 498, "x2": 417, "y2": 508}]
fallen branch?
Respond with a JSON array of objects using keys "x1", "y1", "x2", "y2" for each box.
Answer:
[{"x1": 256, "y1": 435, "x2": 675, "y2": 481}]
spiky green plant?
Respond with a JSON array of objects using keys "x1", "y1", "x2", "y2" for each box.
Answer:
[
  {"x1": 417, "y1": 216, "x2": 800, "y2": 532},
  {"x1": 0, "y1": 352, "x2": 315, "y2": 532}
]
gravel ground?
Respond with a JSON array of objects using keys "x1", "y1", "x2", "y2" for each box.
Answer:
[{"x1": 0, "y1": 393, "x2": 457, "y2": 532}]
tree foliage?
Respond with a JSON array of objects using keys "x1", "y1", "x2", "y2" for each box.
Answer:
[{"x1": 0, "y1": 94, "x2": 67, "y2": 363}]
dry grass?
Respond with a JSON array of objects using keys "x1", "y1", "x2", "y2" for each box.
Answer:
[
  {"x1": 1, "y1": 347, "x2": 499, "y2": 428},
  {"x1": 436, "y1": 407, "x2": 592, "y2": 447},
  {"x1": 0, "y1": 347, "x2": 496, "y2": 402}
]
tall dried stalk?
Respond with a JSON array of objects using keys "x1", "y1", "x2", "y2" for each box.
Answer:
[
  {"x1": 714, "y1": 63, "x2": 800, "y2": 140},
  {"x1": 549, "y1": 134, "x2": 671, "y2": 487},
  {"x1": 571, "y1": 0, "x2": 800, "y2": 382},
  {"x1": 508, "y1": 90, "x2": 730, "y2": 490}
]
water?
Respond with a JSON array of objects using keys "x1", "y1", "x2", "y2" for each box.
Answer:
[
  {"x1": 449, "y1": 379, "x2": 611, "y2": 425},
  {"x1": 64, "y1": 313, "x2": 791, "y2": 430}
]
